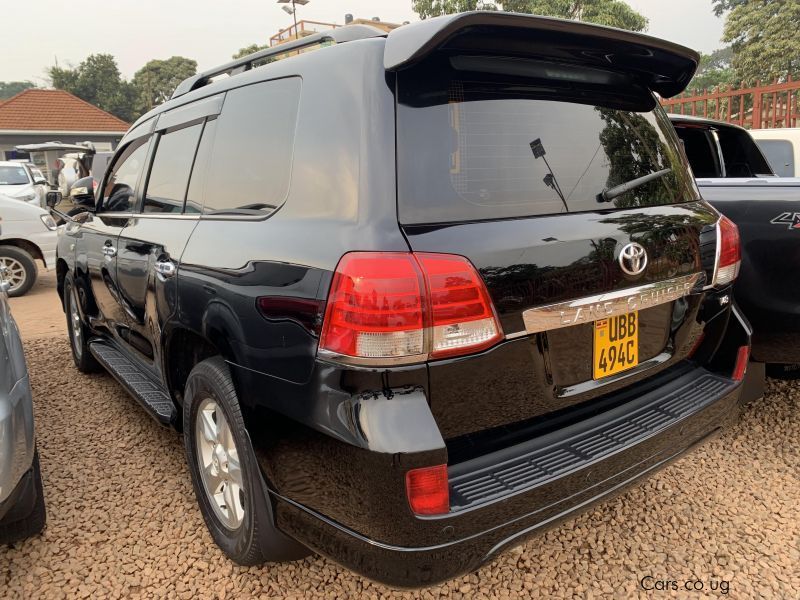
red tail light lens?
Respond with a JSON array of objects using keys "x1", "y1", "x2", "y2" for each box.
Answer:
[
  {"x1": 319, "y1": 253, "x2": 425, "y2": 359},
  {"x1": 406, "y1": 465, "x2": 449, "y2": 515},
  {"x1": 319, "y1": 252, "x2": 502, "y2": 363},
  {"x1": 714, "y1": 216, "x2": 741, "y2": 287},
  {"x1": 416, "y1": 253, "x2": 502, "y2": 358}
]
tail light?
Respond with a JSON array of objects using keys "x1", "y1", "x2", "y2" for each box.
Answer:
[
  {"x1": 319, "y1": 252, "x2": 502, "y2": 363},
  {"x1": 713, "y1": 216, "x2": 741, "y2": 287},
  {"x1": 406, "y1": 465, "x2": 449, "y2": 515}
]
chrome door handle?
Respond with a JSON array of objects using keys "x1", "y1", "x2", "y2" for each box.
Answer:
[
  {"x1": 102, "y1": 244, "x2": 117, "y2": 258},
  {"x1": 154, "y1": 259, "x2": 176, "y2": 278}
]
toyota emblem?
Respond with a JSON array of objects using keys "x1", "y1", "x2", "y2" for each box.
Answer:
[{"x1": 619, "y1": 242, "x2": 648, "y2": 276}]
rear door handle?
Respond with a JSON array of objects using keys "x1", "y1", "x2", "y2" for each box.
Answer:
[{"x1": 154, "y1": 259, "x2": 176, "y2": 278}]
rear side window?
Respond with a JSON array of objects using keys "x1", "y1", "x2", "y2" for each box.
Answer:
[
  {"x1": 716, "y1": 128, "x2": 773, "y2": 177},
  {"x1": 674, "y1": 127, "x2": 722, "y2": 178},
  {"x1": 144, "y1": 123, "x2": 203, "y2": 213},
  {"x1": 397, "y1": 66, "x2": 699, "y2": 224},
  {"x1": 756, "y1": 139, "x2": 795, "y2": 177},
  {"x1": 199, "y1": 77, "x2": 301, "y2": 214}
]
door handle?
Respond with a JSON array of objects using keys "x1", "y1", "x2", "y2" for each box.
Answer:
[
  {"x1": 154, "y1": 259, "x2": 176, "y2": 278},
  {"x1": 102, "y1": 244, "x2": 117, "y2": 258}
]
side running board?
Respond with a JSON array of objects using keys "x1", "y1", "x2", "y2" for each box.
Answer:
[{"x1": 89, "y1": 339, "x2": 175, "y2": 426}]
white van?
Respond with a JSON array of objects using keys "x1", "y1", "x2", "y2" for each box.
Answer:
[
  {"x1": 0, "y1": 194, "x2": 58, "y2": 296},
  {"x1": 750, "y1": 128, "x2": 800, "y2": 177}
]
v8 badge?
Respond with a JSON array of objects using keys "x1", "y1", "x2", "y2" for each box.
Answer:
[{"x1": 770, "y1": 212, "x2": 800, "y2": 230}]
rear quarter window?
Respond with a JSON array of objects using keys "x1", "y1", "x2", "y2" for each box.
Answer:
[
  {"x1": 198, "y1": 77, "x2": 301, "y2": 214},
  {"x1": 397, "y1": 66, "x2": 699, "y2": 224}
]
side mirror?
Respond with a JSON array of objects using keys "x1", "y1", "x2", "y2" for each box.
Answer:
[
  {"x1": 34, "y1": 177, "x2": 47, "y2": 186},
  {"x1": 69, "y1": 176, "x2": 97, "y2": 210},
  {"x1": 46, "y1": 190, "x2": 63, "y2": 208}
]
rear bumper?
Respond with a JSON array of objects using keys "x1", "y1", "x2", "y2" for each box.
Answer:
[{"x1": 271, "y1": 370, "x2": 742, "y2": 588}]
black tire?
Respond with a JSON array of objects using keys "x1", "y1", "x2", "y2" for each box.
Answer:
[
  {"x1": 0, "y1": 449, "x2": 46, "y2": 544},
  {"x1": 63, "y1": 273, "x2": 101, "y2": 373},
  {"x1": 183, "y1": 356, "x2": 308, "y2": 565},
  {"x1": 0, "y1": 246, "x2": 37, "y2": 297}
]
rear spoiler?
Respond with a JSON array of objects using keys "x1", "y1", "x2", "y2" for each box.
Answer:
[{"x1": 384, "y1": 12, "x2": 699, "y2": 98}]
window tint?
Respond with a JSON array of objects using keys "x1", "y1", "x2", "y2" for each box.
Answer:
[
  {"x1": 102, "y1": 137, "x2": 150, "y2": 213},
  {"x1": 674, "y1": 127, "x2": 722, "y2": 178},
  {"x1": 143, "y1": 123, "x2": 203, "y2": 213},
  {"x1": 185, "y1": 119, "x2": 217, "y2": 214},
  {"x1": 397, "y1": 70, "x2": 698, "y2": 224},
  {"x1": 200, "y1": 77, "x2": 301, "y2": 214},
  {"x1": 756, "y1": 139, "x2": 795, "y2": 177},
  {"x1": 716, "y1": 128, "x2": 773, "y2": 177}
]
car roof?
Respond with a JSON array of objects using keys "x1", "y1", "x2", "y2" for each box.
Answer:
[{"x1": 130, "y1": 12, "x2": 699, "y2": 134}]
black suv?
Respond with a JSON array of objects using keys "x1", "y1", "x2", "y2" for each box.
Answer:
[{"x1": 56, "y1": 12, "x2": 751, "y2": 588}]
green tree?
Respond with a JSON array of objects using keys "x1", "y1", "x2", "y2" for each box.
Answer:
[
  {"x1": 720, "y1": 0, "x2": 800, "y2": 84},
  {"x1": 132, "y1": 56, "x2": 197, "y2": 115},
  {"x1": 687, "y1": 47, "x2": 736, "y2": 92},
  {"x1": 412, "y1": 0, "x2": 647, "y2": 31},
  {"x1": 0, "y1": 81, "x2": 36, "y2": 99},
  {"x1": 711, "y1": 0, "x2": 746, "y2": 18},
  {"x1": 412, "y1": 0, "x2": 496, "y2": 18},
  {"x1": 48, "y1": 54, "x2": 136, "y2": 122},
  {"x1": 233, "y1": 43, "x2": 269, "y2": 59}
]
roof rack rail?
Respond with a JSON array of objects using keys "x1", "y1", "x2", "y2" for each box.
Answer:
[{"x1": 171, "y1": 24, "x2": 386, "y2": 100}]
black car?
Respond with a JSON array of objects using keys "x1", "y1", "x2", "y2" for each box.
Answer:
[
  {"x1": 670, "y1": 114, "x2": 800, "y2": 377},
  {"x1": 56, "y1": 12, "x2": 751, "y2": 588}
]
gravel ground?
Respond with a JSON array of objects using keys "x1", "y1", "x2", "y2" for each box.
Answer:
[{"x1": 0, "y1": 276, "x2": 798, "y2": 598}]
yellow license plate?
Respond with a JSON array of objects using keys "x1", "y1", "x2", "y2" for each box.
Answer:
[{"x1": 593, "y1": 312, "x2": 639, "y2": 380}]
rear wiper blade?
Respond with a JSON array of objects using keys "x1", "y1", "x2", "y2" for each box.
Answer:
[{"x1": 597, "y1": 168, "x2": 671, "y2": 203}]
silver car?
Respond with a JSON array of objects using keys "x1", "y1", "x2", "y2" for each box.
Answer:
[{"x1": 0, "y1": 267, "x2": 45, "y2": 543}]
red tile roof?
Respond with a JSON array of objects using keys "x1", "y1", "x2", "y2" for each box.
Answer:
[{"x1": 0, "y1": 89, "x2": 129, "y2": 132}]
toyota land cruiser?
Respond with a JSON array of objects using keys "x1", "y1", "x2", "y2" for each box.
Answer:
[{"x1": 55, "y1": 12, "x2": 751, "y2": 587}]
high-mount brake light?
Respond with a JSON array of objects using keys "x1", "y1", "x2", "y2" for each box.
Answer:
[
  {"x1": 714, "y1": 215, "x2": 741, "y2": 287},
  {"x1": 318, "y1": 252, "x2": 503, "y2": 363}
]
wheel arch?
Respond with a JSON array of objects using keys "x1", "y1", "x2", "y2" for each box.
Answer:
[{"x1": 0, "y1": 239, "x2": 43, "y2": 263}]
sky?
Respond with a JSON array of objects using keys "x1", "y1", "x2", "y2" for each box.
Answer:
[{"x1": 0, "y1": 1, "x2": 725, "y2": 84}]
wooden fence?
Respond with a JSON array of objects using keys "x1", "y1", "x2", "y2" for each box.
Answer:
[{"x1": 661, "y1": 77, "x2": 800, "y2": 129}]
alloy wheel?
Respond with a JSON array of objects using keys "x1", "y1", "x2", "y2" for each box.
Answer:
[
  {"x1": 0, "y1": 257, "x2": 26, "y2": 293},
  {"x1": 69, "y1": 288, "x2": 82, "y2": 359},
  {"x1": 195, "y1": 397, "x2": 246, "y2": 530}
]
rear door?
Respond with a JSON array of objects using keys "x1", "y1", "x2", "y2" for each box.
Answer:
[{"x1": 396, "y1": 64, "x2": 718, "y2": 439}]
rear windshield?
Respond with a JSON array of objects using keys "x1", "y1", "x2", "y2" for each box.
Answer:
[{"x1": 396, "y1": 61, "x2": 699, "y2": 224}]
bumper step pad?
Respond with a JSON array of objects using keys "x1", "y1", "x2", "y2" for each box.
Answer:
[
  {"x1": 89, "y1": 340, "x2": 175, "y2": 425},
  {"x1": 448, "y1": 371, "x2": 735, "y2": 510}
]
